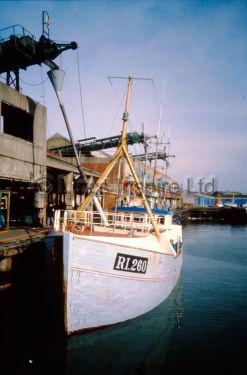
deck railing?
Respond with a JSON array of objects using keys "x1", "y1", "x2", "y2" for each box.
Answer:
[{"x1": 54, "y1": 209, "x2": 172, "y2": 234}]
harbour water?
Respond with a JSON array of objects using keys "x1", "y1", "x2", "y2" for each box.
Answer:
[{"x1": 0, "y1": 223, "x2": 247, "y2": 374}]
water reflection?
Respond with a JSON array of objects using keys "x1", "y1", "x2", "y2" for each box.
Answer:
[
  {"x1": 0, "y1": 241, "x2": 183, "y2": 375},
  {"x1": 66, "y1": 279, "x2": 183, "y2": 375}
]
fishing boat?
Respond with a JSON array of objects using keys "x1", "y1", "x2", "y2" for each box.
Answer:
[{"x1": 48, "y1": 72, "x2": 183, "y2": 335}]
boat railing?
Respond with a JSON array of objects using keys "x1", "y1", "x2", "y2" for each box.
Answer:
[{"x1": 53, "y1": 209, "x2": 170, "y2": 234}]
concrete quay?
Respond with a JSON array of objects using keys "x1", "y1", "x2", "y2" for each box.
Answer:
[
  {"x1": 186, "y1": 206, "x2": 247, "y2": 224},
  {"x1": 0, "y1": 227, "x2": 49, "y2": 289}
]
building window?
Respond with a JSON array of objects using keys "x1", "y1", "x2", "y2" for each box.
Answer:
[{"x1": 1, "y1": 102, "x2": 34, "y2": 142}]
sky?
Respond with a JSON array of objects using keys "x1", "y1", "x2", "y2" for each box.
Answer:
[{"x1": 0, "y1": 0, "x2": 246, "y2": 193}]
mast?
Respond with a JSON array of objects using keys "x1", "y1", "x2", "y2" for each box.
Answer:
[
  {"x1": 153, "y1": 84, "x2": 165, "y2": 188},
  {"x1": 143, "y1": 137, "x2": 148, "y2": 194},
  {"x1": 76, "y1": 76, "x2": 161, "y2": 241},
  {"x1": 76, "y1": 76, "x2": 133, "y2": 212}
]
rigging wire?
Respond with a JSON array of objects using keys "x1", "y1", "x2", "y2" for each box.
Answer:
[
  {"x1": 19, "y1": 75, "x2": 49, "y2": 86},
  {"x1": 132, "y1": 79, "x2": 157, "y2": 161},
  {"x1": 152, "y1": 78, "x2": 174, "y2": 177},
  {"x1": 76, "y1": 49, "x2": 87, "y2": 139},
  {"x1": 107, "y1": 76, "x2": 121, "y2": 102},
  {"x1": 40, "y1": 65, "x2": 46, "y2": 107},
  {"x1": 151, "y1": 79, "x2": 161, "y2": 116},
  {"x1": 88, "y1": 77, "x2": 166, "y2": 187},
  {"x1": 0, "y1": 73, "x2": 49, "y2": 87},
  {"x1": 107, "y1": 77, "x2": 127, "y2": 137},
  {"x1": 40, "y1": 65, "x2": 51, "y2": 138},
  {"x1": 59, "y1": 53, "x2": 63, "y2": 69}
]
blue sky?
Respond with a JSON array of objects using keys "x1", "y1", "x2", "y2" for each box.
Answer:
[{"x1": 0, "y1": 0, "x2": 246, "y2": 193}]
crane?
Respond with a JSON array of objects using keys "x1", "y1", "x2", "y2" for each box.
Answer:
[{"x1": 0, "y1": 11, "x2": 77, "y2": 91}]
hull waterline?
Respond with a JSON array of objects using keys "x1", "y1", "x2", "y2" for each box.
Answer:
[{"x1": 63, "y1": 231, "x2": 182, "y2": 335}]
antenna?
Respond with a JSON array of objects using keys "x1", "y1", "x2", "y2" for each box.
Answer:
[
  {"x1": 42, "y1": 11, "x2": 50, "y2": 38},
  {"x1": 153, "y1": 85, "x2": 165, "y2": 186}
]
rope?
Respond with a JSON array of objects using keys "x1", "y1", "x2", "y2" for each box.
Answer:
[
  {"x1": 107, "y1": 77, "x2": 126, "y2": 136},
  {"x1": 76, "y1": 49, "x2": 87, "y2": 139},
  {"x1": 106, "y1": 92, "x2": 125, "y2": 138},
  {"x1": 40, "y1": 65, "x2": 51, "y2": 137},
  {"x1": 19, "y1": 76, "x2": 49, "y2": 86},
  {"x1": 0, "y1": 229, "x2": 50, "y2": 243}
]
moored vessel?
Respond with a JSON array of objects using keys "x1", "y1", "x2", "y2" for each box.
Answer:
[{"x1": 49, "y1": 74, "x2": 183, "y2": 335}]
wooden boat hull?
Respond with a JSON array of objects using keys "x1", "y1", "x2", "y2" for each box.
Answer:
[{"x1": 63, "y1": 231, "x2": 182, "y2": 335}]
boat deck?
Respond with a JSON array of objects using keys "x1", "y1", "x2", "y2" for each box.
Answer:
[{"x1": 68, "y1": 225, "x2": 149, "y2": 238}]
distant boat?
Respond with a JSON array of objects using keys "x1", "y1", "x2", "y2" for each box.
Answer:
[
  {"x1": 224, "y1": 195, "x2": 237, "y2": 207},
  {"x1": 216, "y1": 195, "x2": 238, "y2": 208},
  {"x1": 215, "y1": 198, "x2": 223, "y2": 207},
  {"x1": 49, "y1": 73, "x2": 183, "y2": 335}
]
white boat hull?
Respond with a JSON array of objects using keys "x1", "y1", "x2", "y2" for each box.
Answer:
[{"x1": 63, "y1": 231, "x2": 182, "y2": 335}]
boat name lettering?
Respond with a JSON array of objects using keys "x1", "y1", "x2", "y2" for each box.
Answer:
[{"x1": 114, "y1": 253, "x2": 148, "y2": 274}]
